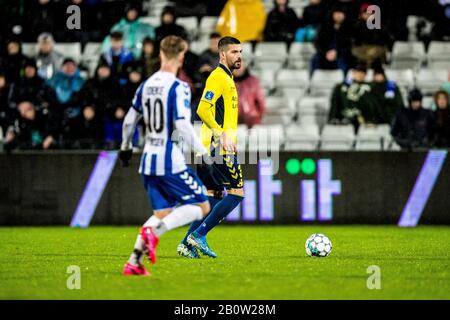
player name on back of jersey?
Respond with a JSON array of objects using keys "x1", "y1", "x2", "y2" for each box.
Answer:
[{"x1": 146, "y1": 86, "x2": 164, "y2": 95}]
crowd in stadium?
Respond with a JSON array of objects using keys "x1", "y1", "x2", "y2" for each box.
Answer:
[{"x1": 0, "y1": 0, "x2": 449, "y2": 151}]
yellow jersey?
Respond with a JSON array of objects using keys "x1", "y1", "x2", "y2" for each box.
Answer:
[{"x1": 197, "y1": 63, "x2": 238, "y2": 154}]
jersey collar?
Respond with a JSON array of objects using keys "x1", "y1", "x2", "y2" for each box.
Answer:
[{"x1": 219, "y1": 63, "x2": 233, "y2": 78}]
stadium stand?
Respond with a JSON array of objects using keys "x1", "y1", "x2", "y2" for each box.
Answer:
[{"x1": 1, "y1": 0, "x2": 449, "y2": 152}]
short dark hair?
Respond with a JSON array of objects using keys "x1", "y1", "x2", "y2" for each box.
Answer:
[
  {"x1": 110, "y1": 31, "x2": 123, "y2": 40},
  {"x1": 218, "y1": 36, "x2": 241, "y2": 51}
]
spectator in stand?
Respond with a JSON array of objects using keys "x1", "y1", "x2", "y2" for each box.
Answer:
[
  {"x1": 4, "y1": 101, "x2": 57, "y2": 150},
  {"x1": 10, "y1": 58, "x2": 57, "y2": 112},
  {"x1": 391, "y1": 88, "x2": 436, "y2": 150},
  {"x1": 352, "y1": 3, "x2": 394, "y2": 67},
  {"x1": 216, "y1": 0, "x2": 267, "y2": 43},
  {"x1": 155, "y1": 6, "x2": 189, "y2": 46},
  {"x1": 102, "y1": 4, "x2": 155, "y2": 58},
  {"x1": 197, "y1": 32, "x2": 220, "y2": 76},
  {"x1": 0, "y1": 72, "x2": 13, "y2": 134},
  {"x1": 311, "y1": 5, "x2": 353, "y2": 75},
  {"x1": 139, "y1": 37, "x2": 159, "y2": 78},
  {"x1": 329, "y1": 64, "x2": 380, "y2": 130},
  {"x1": 47, "y1": 58, "x2": 84, "y2": 107},
  {"x1": 182, "y1": 40, "x2": 200, "y2": 86},
  {"x1": 122, "y1": 64, "x2": 143, "y2": 103},
  {"x1": 433, "y1": 90, "x2": 450, "y2": 148},
  {"x1": 104, "y1": 103, "x2": 139, "y2": 150},
  {"x1": 100, "y1": 31, "x2": 135, "y2": 85},
  {"x1": 0, "y1": 37, "x2": 28, "y2": 83},
  {"x1": 80, "y1": 63, "x2": 122, "y2": 119},
  {"x1": 35, "y1": 33, "x2": 63, "y2": 80},
  {"x1": 233, "y1": 61, "x2": 266, "y2": 128},
  {"x1": 370, "y1": 62, "x2": 404, "y2": 124},
  {"x1": 295, "y1": 0, "x2": 326, "y2": 43},
  {"x1": 264, "y1": 0, "x2": 299, "y2": 43},
  {"x1": 65, "y1": 105, "x2": 105, "y2": 149}
]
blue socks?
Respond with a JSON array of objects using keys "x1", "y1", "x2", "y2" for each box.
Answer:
[
  {"x1": 181, "y1": 196, "x2": 221, "y2": 244},
  {"x1": 196, "y1": 194, "x2": 243, "y2": 237}
]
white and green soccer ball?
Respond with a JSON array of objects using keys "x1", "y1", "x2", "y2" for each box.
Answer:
[{"x1": 305, "y1": 233, "x2": 332, "y2": 257}]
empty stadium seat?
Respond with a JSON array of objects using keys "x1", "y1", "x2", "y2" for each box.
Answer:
[
  {"x1": 241, "y1": 42, "x2": 254, "y2": 65},
  {"x1": 22, "y1": 43, "x2": 37, "y2": 57},
  {"x1": 254, "y1": 42, "x2": 288, "y2": 66},
  {"x1": 275, "y1": 69, "x2": 309, "y2": 99},
  {"x1": 199, "y1": 16, "x2": 218, "y2": 36},
  {"x1": 355, "y1": 125, "x2": 391, "y2": 151},
  {"x1": 261, "y1": 96, "x2": 295, "y2": 125},
  {"x1": 177, "y1": 17, "x2": 198, "y2": 39},
  {"x1": 139, "y1": 16, "x2": 160, "y2": 27},
  {"x1": 288, "y1": 42, "x2": 315, "y2": 69},
  {"x1": 248, "y1": 124, "x2": 284, "y2": 151},
  {"x1": 284, "y1": 124, "x2": 320, "y2": 151},
  {"x1": 391, "y1": 41, "x2": 425, "y2": 70},
  {"x1": 296, "y1": 96, "x2": 329, "y2": 127},
  {"x1": 416, "y1": 69, "x2": 448, "y2": 94},
  {"x1": 54, "y1": 43, "x2": 82, "y2": 62},
  {"x1": 190, "y1": 40, "x2": 209, "y2": 55},
  {"x1": 385, "y1": 69, "x2": 415, "y2": 89},
  {"x1": 427, "y1": 41, "x2": 450, "y2": 69},
  {"x1": 320, "y1": 124, "x2": 355, "y2": 151},
  {"x1": 252, "y1": 69, "x2": 276, "y2": 92},
  {"x1": 310, "y1": 70, "x2": 343, "y2": 96}
]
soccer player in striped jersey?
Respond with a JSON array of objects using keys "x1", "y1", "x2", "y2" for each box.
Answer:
[{"x1": 120, "y1": 36, "x2": 210, "y2": 276}]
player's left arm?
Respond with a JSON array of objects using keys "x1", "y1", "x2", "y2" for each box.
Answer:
[{"x1": 119, "y1": 83, "x2": 144, "y2": 166}]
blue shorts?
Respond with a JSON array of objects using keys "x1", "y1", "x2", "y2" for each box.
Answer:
[
  {"x1": 197, "y1": 154, "x2": 243, "y2": 190},
  {"x1": 142, "y1": 167, "x2": 208, "y2": 211}
]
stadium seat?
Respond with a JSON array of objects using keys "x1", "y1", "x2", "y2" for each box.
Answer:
[
  {"x1": 288, "y1": 42, "x2": 315, "y2": 69},
  {"x1": 190, "y1": 40, "x2": 209, "y2": 55},
  {"x1": 241, "y1": 42, "x2": 254, "y2": 66},
  {"x1": 422, "y1": 96, "x2": 434, "y2": 110},
  {"x1": 252, "y1": 69, "x2": 276, "y2": 92},
  {"x1": 261, "y1": 96, "x2": 295, "y2": 125},
  {"x1": 248, "y1": 124, "x2": 284, "y2": 152},
  {"x1": 275, "y1": 69, "x2": 310, "y2": 99},
  {"x1": 22, "y1": 43, "x2": 37, "y2": 57},
  {"x1": 236, "y1": 124, "x2": 249, "y2": 152},
  {"x1": 391, "y1": 41, "x2": 426, "y2": 70},
  {"x1": 427, "y1": 41, "x2": 450, "y2": 69},
  {"x1": 54, "y1": 43, "x2": 82, "y2": 62},
  {"x1": 199, "y1": 16, "x2": 218, "y2": 36},
  {"x1": 355, "y1": 125, "x2": 391, "y2": 151},
  {"x1": 176, "y1": 17, "x2": 199, "y2": 39},
  {"x1": 254, "y1": 42, "x2": 288, "y2": 66},
  {"x1": 416, "y1": 69, "x2": 448, "y2": 94},
  {"x1": 284, "y1": 124, "x2": 320, "y2": 151},
  {"x1": 297, "y1": 96, "x2": 329, "y2": 127},
  {"x1": 320, "y1": 124, "x2": 355, "y2": 151},
  {"x1": 310, "y1": 69, "x2": 343, "y2": 96},
  {"x1": 139, "y1": 16, "x2": 160, "y2": 27},
  {"x1": 385, "y1": 69, "x2": 415, "y2": 90}
]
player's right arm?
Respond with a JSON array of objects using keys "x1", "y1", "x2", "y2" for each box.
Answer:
[
  {"x1": 120, "y1": 83, "x2": 144, "y2": 166},
  {"x1": 197, "y1": 73, "x2": 235, "y2": 152}
]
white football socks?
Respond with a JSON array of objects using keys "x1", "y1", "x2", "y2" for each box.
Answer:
[
  {"x1": 162, "y1": 205, "x2": 203, "y2": 231},
  {"x1": 128, "y1": 205, "x2": 203, "y2": 266}
]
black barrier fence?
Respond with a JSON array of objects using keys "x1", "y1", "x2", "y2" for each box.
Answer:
[{"x1": 0, "y1": 151, "x2": 449, "y2": 226}]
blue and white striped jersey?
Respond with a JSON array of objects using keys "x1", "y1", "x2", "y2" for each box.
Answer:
[{"x1": 132, "y1": 71, "x2": 192, "y2": 176}]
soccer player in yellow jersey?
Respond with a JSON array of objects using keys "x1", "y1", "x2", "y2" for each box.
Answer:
[{"x1": 177, "y1": 37, "x2": 244, "y2": 259}]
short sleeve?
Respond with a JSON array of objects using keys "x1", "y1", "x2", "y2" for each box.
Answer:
[
  {"x1": 174, "y1": 81, "x2": 192, "y2": 120},
  {"x1": 131, "y1": 82, "x2": 144, "y2": 113}
]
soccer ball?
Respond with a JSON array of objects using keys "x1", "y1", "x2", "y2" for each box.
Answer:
[{"x1": 305, "y1": 233, "x2": 332, "y2": 257}]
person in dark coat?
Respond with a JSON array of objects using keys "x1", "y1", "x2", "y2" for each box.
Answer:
[
  {"x1": 433, "y1": 90, "x2": 450, "y2": 148},
  {"x1": 264, "y1": 0, "x2": 299, "y2": 43},
  {"x1": 391, "y1": 88, "x2": 436, "y2": 150}
]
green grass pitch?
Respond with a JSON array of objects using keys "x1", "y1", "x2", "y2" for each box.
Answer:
[{"x1": 0, "y1": 226, "x2": 449, "y2": 300}]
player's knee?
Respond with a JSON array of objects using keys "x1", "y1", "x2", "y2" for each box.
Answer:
[
  {"x1": 153, "y1": 209, "x2": 172, "y2": 219},
  {"x1": 199, "y1": 201, "x2": 210, "y2": 216}
]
